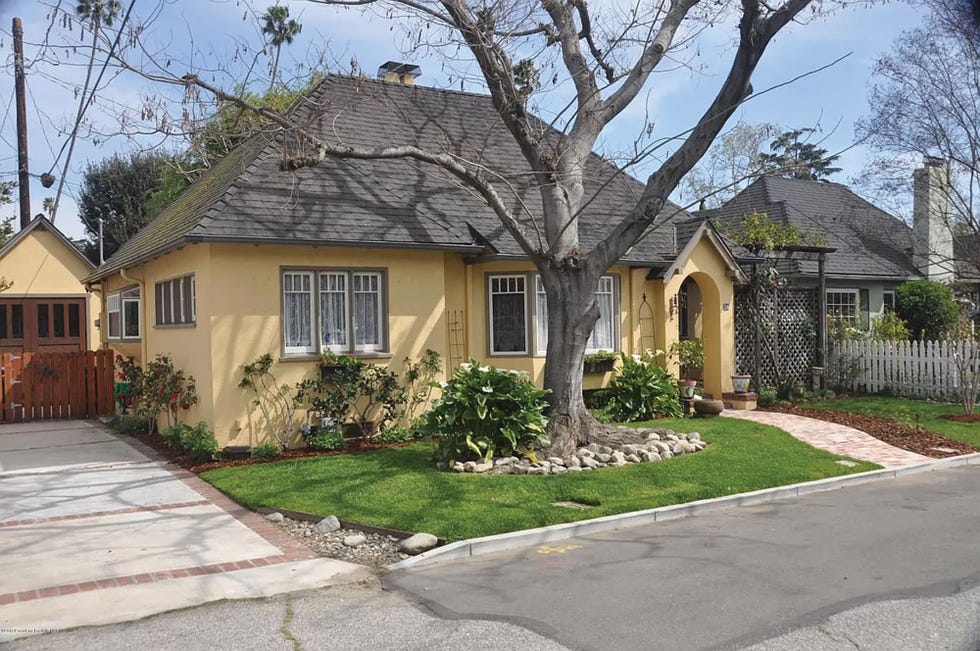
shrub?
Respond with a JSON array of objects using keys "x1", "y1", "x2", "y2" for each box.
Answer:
[
  {"x1": 111, "y1": 414, "x2": 155, "y2": 436},
  {"x1": 161, "y1": 423, "x2": 188, "y2": 448},
  {"x1": 377, "y1": 425, "x2": 416, "y2": 443},
  {"x1": 252, "y1": 442, "x2": 281, "y2": 458},
  {"x1": 116, "y1": 354, "x2": 198, "y2": 434},
  {"x1": 896, "y1": 280, "x2": 958, "y2": 340},
  {"x1": 669, "y1": 338, "x2": 704, "y2": 380},
  {"x1": 756, "y1": 386, "x2": 778, "y2": 407},
  {"x1": 295, "y1": 356, "x2": 407, "y2": 437},
  {"x1": 239, "y1": 354, "x2": 294, "y2": 448},
  {"x1": 309, "y1": 430, "x2": 346, "y2": 451},
  {"x1": 179, "y1": 421, "x2": 219, "y2": 462},
  {"x1": 419, "y1": 360, "x2": 550, "y2": 463},
  {"x1": 400, "y1": 350, "x2": 442, "y2": 425},
  {"x1": 871, "y1": 312, "x2": 911, "y2": 342},
  {"x1": 605, "y1": 353, "x2": 682, "y2": 422}
]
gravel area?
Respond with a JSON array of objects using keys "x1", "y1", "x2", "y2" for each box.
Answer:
[
  {"x1": 764, "y1": 405, "x2": 978, "y2": 458},
  {"x1": 276, "y1": 517, "x2": 409, "y2": 569}
]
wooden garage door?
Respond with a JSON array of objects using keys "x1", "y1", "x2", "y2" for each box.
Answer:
[{"x1": 0, "y1": 298, "x2": 88, "y2": 353}]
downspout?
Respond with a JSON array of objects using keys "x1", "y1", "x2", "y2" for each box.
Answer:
[
  {"x1": 119, "y1": 267, "x2": 148, "y2": 364},
  {"x1": 464, "y1": 263, "x2": 472, "y2": 365}
]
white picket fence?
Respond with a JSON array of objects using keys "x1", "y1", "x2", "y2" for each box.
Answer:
[{"x1": 830, "y1": 339, "x2": 979, "y2": 400}]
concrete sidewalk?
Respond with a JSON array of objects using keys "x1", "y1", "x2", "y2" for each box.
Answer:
[{"x1": 0, "y1": 420, "x2": 369, "y2": 642}]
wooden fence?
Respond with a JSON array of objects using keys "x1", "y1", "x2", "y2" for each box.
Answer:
[
  {"x1": 830, "y1": 339, "x2": 979, "y2": 400},
  {"x1": 0, "y1": 350, "x2": 115, "y2": 423}
]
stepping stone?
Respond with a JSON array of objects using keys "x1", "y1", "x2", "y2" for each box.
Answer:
[
  {"x1": 836, "y1": 460, "x2": 858, "y2": 467},
  {"x1": 929, "y1": 447, "x2": 959, "y2": 454}
]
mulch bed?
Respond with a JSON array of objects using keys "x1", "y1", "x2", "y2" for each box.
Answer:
[
  {"x1": 939, "y1": 413, "x2": 980, "y2": 423},
  {"x1": 763, "y1": 405, "x2": 979, "y2": 458},
  {"x1": 128, "y1": 429, "x2": 415, "y2": 473}
]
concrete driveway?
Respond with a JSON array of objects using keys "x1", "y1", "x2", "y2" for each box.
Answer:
[{"x1": 0, "y1": 420, "x2": 368, "y2": 642}]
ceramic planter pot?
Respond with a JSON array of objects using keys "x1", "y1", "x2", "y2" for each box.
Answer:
[
  {"x1": 678, "y1": 380, "x2": 698, "y2": 399},
  {"x1": 731, "y1": 374, "x2": 752, "y2": 393}
]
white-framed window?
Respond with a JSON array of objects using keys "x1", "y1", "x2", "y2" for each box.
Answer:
[
  {"x1": 534, "y1": 275, "x2": 618, "y2": 354},
  {"x1": 882, "y1": 290, "x2": 896, "y2": 314},
  {"x1": 283, "y1": 269, "x2": 387, "y2": 356},
  {"x1": 827, "y1": 289, "x2": 858, "y2": 324},
  {"x1": 494, "y1": 273, "x2": 619, "y2": 356},
  {"x1": 155, "y1": 275, "x2": 196, "y2": 326},
  {"x1": 107, "y1": 287, "x2": 141, "y2": 340}
]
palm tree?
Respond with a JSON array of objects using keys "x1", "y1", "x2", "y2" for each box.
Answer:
[{"x1": 261, "y1": 5, "x2": 302, "y2": 89}]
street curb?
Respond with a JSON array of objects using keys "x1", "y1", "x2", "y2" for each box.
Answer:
[{"x1": 388, "y1": 452, "x2": 980, "y2": 571}]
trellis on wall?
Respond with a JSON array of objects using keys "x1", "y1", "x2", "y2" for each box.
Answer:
[{"x1": 735, "y1": 284, "x2": 819, "y2": 389}]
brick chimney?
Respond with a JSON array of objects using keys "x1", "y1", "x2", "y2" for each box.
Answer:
[
  {"x1": 377, "y1": 61, "x2": 422, "y2": 85},
  {"x1": 912, "y1": 156, "x2": 955, "y2": 282}
]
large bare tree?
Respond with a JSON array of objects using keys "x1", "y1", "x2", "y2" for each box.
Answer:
[
  {"x1": 857, "y1": 0, "x2": 980, "y2": 277},
  {"x1": 110, "y1": 0, "x2": 852, "y2": 455}
]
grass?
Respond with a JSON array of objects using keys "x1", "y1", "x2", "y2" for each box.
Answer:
[
  {"x1": 202, "y1": 417, "x2": 878, "y2": 541},
  {"x1": 799, "y1": 396, "x2": 980, "y2": 447}
]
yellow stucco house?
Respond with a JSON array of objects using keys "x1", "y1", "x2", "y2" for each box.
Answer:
[
  {"x1": 84, "y1": 73, "x2": 745, "y2": 446},
  {"x1": 0, "y1": 216, "x2": 100, "y2": 353}
]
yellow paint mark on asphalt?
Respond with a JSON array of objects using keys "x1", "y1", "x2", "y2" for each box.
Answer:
[{"x1": 537, "y1": 544, "x2": 583, "y2": 555}]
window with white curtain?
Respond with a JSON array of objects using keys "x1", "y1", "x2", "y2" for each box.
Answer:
[
  {"x1": 283, "y1": 269, "x2": 386, "y2": 356},
  {"x1": 533, "y1": 275, "x2": 618, "y2": 355}
]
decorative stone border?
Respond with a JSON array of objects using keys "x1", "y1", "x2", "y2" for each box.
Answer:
[{"x1": 444, "y1": 427, "x2": 706, "y2": 475}]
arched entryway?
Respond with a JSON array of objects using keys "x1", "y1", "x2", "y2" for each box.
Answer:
[{"x1": 670, "y1": 271, "x2": 725, "y2": 398}]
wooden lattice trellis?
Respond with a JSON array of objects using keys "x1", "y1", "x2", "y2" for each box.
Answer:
[{"x1": 735, "y1": 285, "x2": 819, "y2": 389}]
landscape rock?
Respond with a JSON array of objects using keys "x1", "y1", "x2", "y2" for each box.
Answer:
[
  {"x1": 343, "y1": 534, "x2": 366, "y2": 547},
  {"x1": 580, "y1": 457, "x2": 601, "y2": 469},
  {"x1": 596, "y1": 453, "x2": 612, "y2": 463},
  {"x1": 474, "y1": 462, "x2": 493, "y2": 473},
  {"x1": 547, "y1": 457, "x2": 566, "y2": 467},
  {"x1": 567, "y1": 455, "x2": 581, "y2": 468},
  {"x1": 313, "y1": 515, "x2": 341, "y2": 534},
  {"x1": 463, "y1": 461, "x2": 477, "y2": 473},
  {"x1": 494, "y1": 457, "x2": 518, "y2": 467},
  {"x1": 399, "y1": 532, "x2": 439, "y2": 556},
  {"x1": 264, "y1": 512, "x2": 284, "y2": 523},
  {"x1": 625, "y1": 453, "x2": 641, "y2": 464}
]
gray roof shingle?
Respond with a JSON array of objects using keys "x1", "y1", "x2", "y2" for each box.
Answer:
[
  {"x1": 697, "y1": 176, "x2": 919, "y2": 279},
  {"x1": 88, "y1": 75, "x2": 690, "y2": 281}
]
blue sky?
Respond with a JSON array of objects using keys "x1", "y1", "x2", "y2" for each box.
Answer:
[{"x1": 0, "y1": 0, "x2": 924, "y2": 242}]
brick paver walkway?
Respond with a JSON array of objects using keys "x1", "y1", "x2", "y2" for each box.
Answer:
[{"x1": 725, "y1": 410, "x2": 933, "y2": 469}]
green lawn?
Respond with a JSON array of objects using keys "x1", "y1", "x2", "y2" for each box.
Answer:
[
  {"x1": 799, "y1": 396, "x2": 980, "y2": 447},
  {"x1": 202, "y1": 417, "x2": 877, "y2": 541}
]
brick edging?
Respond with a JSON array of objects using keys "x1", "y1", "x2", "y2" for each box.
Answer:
[
  {"x1": 91, "y1": 421, "x2": 317, "y2": 562},
  {"x1": 0, "y1": 554, "x2": 296, "y2": 607}
]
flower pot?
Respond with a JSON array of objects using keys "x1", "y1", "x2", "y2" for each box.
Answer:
[
  {"x1": 693, "y1": 399, "x2": 724, "y2": 416},
  {"x1": 731, "y1": 374, "x2": 751, "y2": 393},
  {"x1": 583, "y1": 358, "x2": 615, "y2": 374},
  {"x1": 678, "y1": 380, "x2": 698, "y2": 399}
]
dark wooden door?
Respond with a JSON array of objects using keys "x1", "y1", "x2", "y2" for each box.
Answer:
[{"x1": 0, "y1": 298, "x2": 87, "y2": 353}]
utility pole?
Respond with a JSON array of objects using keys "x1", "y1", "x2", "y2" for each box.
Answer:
[{"x1": 13, "y1": 17, "x2": 31, "y2": 230}]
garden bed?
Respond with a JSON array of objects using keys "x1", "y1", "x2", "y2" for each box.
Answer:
[{"x1": 765, "y1": 403, "x2": 979, "y2": 458}]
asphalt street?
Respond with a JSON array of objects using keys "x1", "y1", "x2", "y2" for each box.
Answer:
[
  {"x1": 386, "y1": 465, "x2": 980, "y2": 650},
  {"x1": 8, "y1": 466, "x2": 980, "y2": 650}
]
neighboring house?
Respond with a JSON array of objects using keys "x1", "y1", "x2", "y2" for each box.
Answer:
[
  {"x1": 84, "y1": 70, "x2": 746, "y2": 447},
  {"x1": 697, "y1": 159, "x2": 980, "y2": 329},
  {"x1": 0, "y1": 216, "x2": 100, "y2": 353}
]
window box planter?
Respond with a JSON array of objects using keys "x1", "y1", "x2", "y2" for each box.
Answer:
[{"x1": 583, "y1": 358, "x2": 615, "y2": 374}]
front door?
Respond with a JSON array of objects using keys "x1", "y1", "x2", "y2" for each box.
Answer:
[{"x1": 0, "y1": 298, "x2": 88, "y2": 353}]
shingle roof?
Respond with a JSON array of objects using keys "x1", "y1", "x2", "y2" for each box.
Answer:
[
  {"x1": 87, "y1": 75, "x2": 689, "y2": 281},
  {"x1": 697, "y1": 176, "x2": 919, "y2": 279}
]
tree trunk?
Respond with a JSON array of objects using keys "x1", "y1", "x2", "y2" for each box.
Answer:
[{"x1": 540, "y1": 266, "x2": 604, "y2": 458}]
